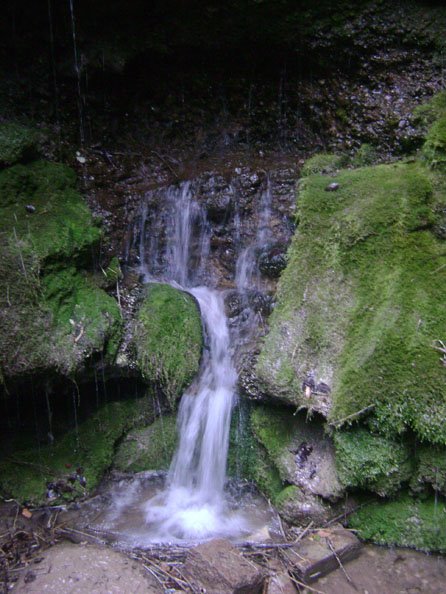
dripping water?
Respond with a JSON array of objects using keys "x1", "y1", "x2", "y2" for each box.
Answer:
[{"x1": 68, "y1": 0, "x2": 85, "y2": 145}]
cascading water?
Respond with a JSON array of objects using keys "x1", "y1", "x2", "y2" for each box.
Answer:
[
  {"x1": 95, "y1": 181, "x2": 275, "y2": 544},
  {"x1": 81, "y1": 180, "x2": 278, "y2": 545},
  {"x1": 142, "y1": 288, "x2": 252, "y2": 540}
]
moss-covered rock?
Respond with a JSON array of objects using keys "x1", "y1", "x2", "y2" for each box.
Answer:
[
  {"x1": 0, "y1": 160, "x2": 122, "y2": 378},
  {"x1": 334, "y1": 428, "x2": 413, "y2": 496},
  {"x1": 412, "y1": 445, "x2": 446, "y2": 496},
  {"x1": 257, "y1": 160, "x2": 446, "y2": 444},
  {"x1": 226, "y1": 403, "x2": 283, "y2": 501},
  {"x1": 113, "y1": 414, "x2": 177, "y2": 472},
  {"x1": 133, "y1": 283, "x2": 203, "y2": 409},
  {"x1": 351, "y1": 143, "x2": 378, "y2": 167},
  {"x1": 300, "y1": 153, "x2": 348, "y2": 177},
  {"x1": 422, "y1": 115, "x2": 446, "y2": 171},
  {"x1": 0, "y1": 397, "x2": 151, "y2": 505},
  {"x1": 349, "y1": 494, "x2": 446, "y2": 553},
  {"x1": 275, "y1": 485, "x2": 333, "y2": 525},
  {"x1": 0, "y1": 122, "x2": 38, "y2": 166},
  {"x1": 251, "y1": 405, "x2": 343, "y2": 500}
]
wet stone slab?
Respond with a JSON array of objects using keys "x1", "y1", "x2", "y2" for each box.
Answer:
[{"x1": 282, "y1": 526, "x2": 362, "y2": 583}]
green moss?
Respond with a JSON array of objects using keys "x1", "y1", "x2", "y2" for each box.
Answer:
[
  {"x1": 422, "y1": 115, "x2": 446, "y2": 171},
  {"x1": 251, "y1": 405, "x2": 297, "y2": 462},
  {"x1": 0, "y1": 160, "x2": 121, "y2": 378},
  {"x1": 412, "y1": 445, "x2": 446, "y2": 495},
  {"x1": 413, "y1": 91, "x2": 446, "y2": 131},
  {"x1": 134, "y1": 283, "x2": 203, "y2": 409},
  {"x1": 226, "y1": 402, "x2": 283, "y2": 501},
  {"x1": 349, "y1": 494, "x2": 446, "y2": 553},
  {"x1": 257, "y1": 162, "x2": 446, "y2": 443},
  {"x1": 301, "y1": 153, "x2": 348, "y2": 177},
  {"x1": 0, "y1": 397, "x2": 151, "y2": 505},
  {"x1": 113, "y1": 414, "x2": 178, "y2": 472},
  {"x1": 334, "y1": 428, "x2": 413, "y2": 496},
  {"x1": 0, "y1": 122, "x2": 38, "y2": 166},
  {"x1": 0, "y1": 161, "x2": 99, "y2": 262},
  {"x1": 351, "y1": 143, "x2": 378, "y2": 167},
  {"x1": 41, "y1": 266, "x2": 122, "y2": 373}
]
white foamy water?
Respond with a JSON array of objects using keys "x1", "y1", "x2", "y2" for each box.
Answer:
[{"x1": 143, "y1": 287, "x2": 249, "y2": 541}]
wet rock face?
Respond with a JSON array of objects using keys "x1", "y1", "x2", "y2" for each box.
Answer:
[
  {"x1": 258, "y1": 243, "x2": 288, "y2": 278},
  {"x1": 128, "y1": 164, "x2": 297, "y2": 289}
]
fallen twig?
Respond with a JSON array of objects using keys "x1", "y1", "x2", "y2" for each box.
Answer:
[
  {"x1": 326, "y1": 538, "x2": 357, "y2": 589},
  {"x1": 288, "y1": 574, "x2": 327, "y2": 594},
  {"x1": 329, "y1": 405, "x2": 375, "y2": 428}
]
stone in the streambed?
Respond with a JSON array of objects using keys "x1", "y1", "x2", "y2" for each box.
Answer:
[
  {"x1": 265, "y1": 572, "x2": 297, "y2": 594},
  {"x1": 282, "y1": 526, "x2": 362, "y2": 583},
  {"x1": 182, "y1": 539, "x2": 266, "y2": 594}
]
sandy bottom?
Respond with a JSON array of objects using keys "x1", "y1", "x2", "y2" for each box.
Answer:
[
  {"x1": 11, "y1": 540, "x2": 446, "y2": 594},
  {"x1": 13, "y1": 543, "x2": 160, "y2": 594},
  {"x1": 310, "y1": 544, "x2": 446, "y2": 594}
]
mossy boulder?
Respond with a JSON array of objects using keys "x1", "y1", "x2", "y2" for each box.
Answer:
[
  {"x1": 0, "y1": 397, "x2": 151, "y2": 505},
  {"x1": 334, "y1": 428, "x2": 413, "y2": 496},
  {"x1": 113, "y1": 414, "x2": 178, "y2": 472},
  {"x1": 0, "y1": 122, "x2": 38, "y2": 166},
  {"x1": 133, "y1": 283, "x2": 203, "y2": 409},
  {"x1": 256, "y1": 160, "x2": 446, "y2": 444},
  {"x1": 0, "y1": 160, "x2": 122, "y2": 378},
  {"x1": 412, "y1": 445, "x2": 446, "y2": 496},
  {"x1": 349, "y1": 494, "x2": 446, "y2": 553},
  {"x1": 251, "y1": 405, "x2": 343, "y2": 501}
]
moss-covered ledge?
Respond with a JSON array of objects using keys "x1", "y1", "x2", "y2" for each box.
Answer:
[
  {"x1": 256, "y1": 160, "x2": 446, "y2": 442},
  {"x1": 133, "y1": 283, "x2": 203, "y2": 409},
  {"x1": 0, "y1": 153, "x2": 122, "y2": 380}
]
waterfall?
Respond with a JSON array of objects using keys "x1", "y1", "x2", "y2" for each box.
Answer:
[
  {"x1": 235, "y1": 177, "x2": 272, "y2": 291},
  {"x1": 140, "y1": 183, "x2": 247, "y2": 541}
]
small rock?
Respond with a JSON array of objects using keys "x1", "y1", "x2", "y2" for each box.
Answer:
[
  {"x1": 325, "y1": 183, "x2": 340, "y2": 192},
  {"x1": 25, "y1": 204, "x2": 36, "y2": 213},
  {"x1": 182, "y1": 538, "x2": 266, "y2": 594}
]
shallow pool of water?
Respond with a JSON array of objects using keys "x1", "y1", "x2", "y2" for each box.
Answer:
[{"x1": 72, "y1": 472, "x2": 279, "y2": 547}]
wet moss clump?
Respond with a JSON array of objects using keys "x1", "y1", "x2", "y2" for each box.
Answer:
[
  {"x1": 412, "y1": 445, "x2": 446, "y2": 496},
  {"x1": 227, "y1": 403, "x2": 283, "y2": 501},
  {"x1": 334, "y1": 428, "x2": 413, "y2": 496},
  {"x1": 0, "y1": 122, "x2": 38, "y2": 166},
  {"x1": 0, "y1": 159, "x2": 122, "y2": 378},
  {"x1": 349, "y1": 494, "x2": 446, "y2": 552},
  {"x1": 133, "y1": 283, "x2": 203, "y2": 409},
  {"x1": 113, "y1": 414, "x2": 178, "y2": 472},
  {"x1": 0, "y1": 398, "x2": 151, "y2": 505}
]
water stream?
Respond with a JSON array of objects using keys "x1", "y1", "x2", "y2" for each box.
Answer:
[{"x1": 90, "y1": 180, "x2": 277, "y2": 544}]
